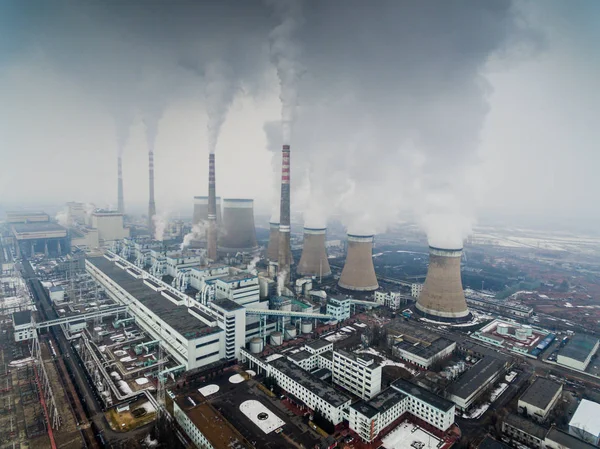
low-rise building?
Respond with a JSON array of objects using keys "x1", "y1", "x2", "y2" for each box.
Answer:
[
  {"x1": 327, "y1": 296, "x2": 351, "y2": 321},
  {"x1": 49, "y1": 285, "x2": 65, "y2": 303},
  {"x1": 374, "y1": 291, "x2": 404, "y2": 310},
  {"x1": 557, "y1": 334, "x2": 599, "y2": 372},
  {"x1": 518, "y1": 377, "x2": 562, "y2": 423},
  {"x1": 393, "y1": 337, "x2": 455, "y2": 369},
  {"x1": 12, "y1": 310, "x2": 34, "y2": 342},
  {"x1": 502, "y1": 413, "x2": 547, "y2": 449},
  {"x1": 411, "y1": 283, "x2": 423, "y2": 298},
  {"x1": 546, "y1": 426, "x2": 598, "y2": 449},
  {"x1": 333, "y1": 349, "x2": 382, "y2": 400},
  {"x1": 446, "y1": 356, "x2": 507, "y2": 410},
  {"x1": 569, "y1": 399, "x2": 600, "y2": 446}
]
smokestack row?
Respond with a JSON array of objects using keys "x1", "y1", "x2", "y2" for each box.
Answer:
[
  {"x1": 193, "y1": 196, "x2": 221, "y2": 226},
  {"x1": 415, "y1": 247, "x2": 470, "y2": 322},
  {"x1": 117, "y1": 156, "x2": 124, "y2": 214},
  {"x1": 207, "y1": 154, "x2": 218, "y2": 260},
  {"x1": 267, "y1": 222, "x2": 280, "y2": 261},
  {"x1": 148, "y1": 150, "x2": 156, "y2": 234},
  {"x1": 277, "y1": 145, "x2": 292, "y2": 283},
  {"x1": 298, "y1": 228, "x2": 331, "y2": 278},
  {"x1": 218, "y1": 199, "x2": 258, "y2": 253},
  {"x1": 338, "y1": 234, "x2": 379, "y2": 291}
]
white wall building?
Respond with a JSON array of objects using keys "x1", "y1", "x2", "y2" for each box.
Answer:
[
  {"x1": 392, "y1": 337, "x2": 456, "y2": 369},
  {"x1": 90, "y1": 211, "x2": 129, "y2": 244},
  {"x1": 411, "y1": 283, "x2": 423, "y2": 298},
  {"x1": 214, "y1": 273, "x2": 260, "y2": 306},
  {"x1": 12, "y1": 310, "x2": 34, "y2": 342},
  {"x1": 374, "y1": 291, "x2": 403, "y2": 310},
  {"x1": 332, "y1": 349, "x2": 382, "y2": 400},
  {"x1": 327, "y1": 296, "x2": 351, "y2": 321},
  {"x1": 517, "y1": 377, "x2": 562, "y2": 423},
  {"x1": 48, "y1": 285, "x2": 65, "y2": 303},
  {"x1": 569, "y1": 399, "x2": 600, "y2": 446},
  {"x1": 557, "y1": 334, "x2": 599, "y2": 372}
]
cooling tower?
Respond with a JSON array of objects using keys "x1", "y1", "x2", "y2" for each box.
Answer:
[
  {"x1": 297, "y1": 227, "x2": 331, "y2": 278},
  {"x1": 415, "y1": 246, "x2": 470, "y2": 322},
  {"x1": 148, "y1": 150, "x2": 156, "y2": 234},
  {"x1": 338, "y1": 234, "x2": 379, "y2": 291},
  {"x1": 117, "y1": 155, "x2": 124, "y2": 214},
  {"x1": 267, "y1": 222, "x2": 280, "y2": 262},
  {"x1": 218, "y1": 199, "x2": 258, "y2": 253},
  {"x1": 193, "y1": 196, "x2": 221, "y2": 226},
  {"x1": 207, "y1": 154, "x2": 218, "y2": 260},
  {"x1": 277, "y1": 145, "x2": 292, "y2": 283}
]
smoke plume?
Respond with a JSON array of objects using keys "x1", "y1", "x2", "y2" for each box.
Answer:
[
  {"x1": 247, "y1": 255, "x2": 261, "y2": 275},
  {"x1": 205, "y1": 60, "x2": 238, "y2": 154},
  {"x1": 152, "y1": 213, "x2": 168, "y2": 241},
  {"x1": 180, "y1": 222, "x2": 207, "y2": 251},
  {"x1": 55, "y1": 209, "x2": 70, "y2": 228}
]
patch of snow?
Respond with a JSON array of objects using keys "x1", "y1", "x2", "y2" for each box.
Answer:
[
  {"x1": 246, "y1": 370, "x2": 256, "y2": 377},
  {"x1": 135, "y1": 378, "x2": 149, "y2": 386},
  {"x1": 382, "y1": 420, "x2": 442, "y2": 449},
  {"x1": 120, "y1": 356, "x2": 135, "y2": 363},
  {"x1": 324, "y1": 333, "x2": 348, "y2": 342},
  {"x1": 229, "y1": 374, "x2": 245, "y2": 384},
  {"x1": 199, "y1": 384, "x2": 220, "y2": 396},
  {"x1": 239, "y1": 400, "x2": 285, "y2": 434},
  {"x1": 505, "y1": 371, "x2": 517, "y2": 383},
  {"x1": 117, "y1": 380, "x2": 133, "y2": 395},
  {"x1": 9, "y1": 357, "x2": 35, "y2": 367},
  {"x1": 565, "y1": 302, "x2": 573, "y2": 308},
  {"x1": 463, "y1": 403, "x2": 489, "y2": 419},
  {"x1": 110, "y1": 371, "x2": 122, "y2": 380},
  {"x1": 354, "y1": 322, "x2": 367, "y2": 328},
  {"x1": 264, "y1": 354, "x2": 284, "y2": 363},
  {"x1": 490, "y1": 383, "x2": 508, "y2": 402},
  {"x1": 138, "y1": 401, "x2": 156, "y2": 414}
]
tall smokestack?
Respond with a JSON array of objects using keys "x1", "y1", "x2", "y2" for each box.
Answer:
[
  {"x1": 267, "y1": 222, "x2": 280, "y2": 262},
  {"x1": 277, "y1": 145, "x2": 292, "y2": 284},
  {"x1": 193, "y1": 196, "x2": 221, "y2": 226},
  {"x1": 218, "y1": 199, "x2": 258, "y2": 253},
  {"x1": 338, "y1": 234, "x2": 379, "y2": 292},
  {"x1": 207, "y1": 153, "x2": 217, "y2": 260},
  {"x1": 117, "y1": 155, "x2": 124, "y2": 214},
  {"x1": 298, "y1": 227, "x2": 331, "y2": 278},
  {"x1": 148, "y1": 150, "x2": 156, "y2": 234},
  {"x1": 415, "y1": 247, "x2": 470, "y2": 322}
]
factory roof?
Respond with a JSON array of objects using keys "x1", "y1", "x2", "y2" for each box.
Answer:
[
  {"x1": 546, "y1": 427, "x2": 597, "y2": 449},
  {"x1": 12, "y1": 222, "x2": 67, "y2": 234},
  {"x1": 189, "y1": 307, "x2": 216, "y2": 323},
  {"x1": 569, "y1": 399, "x2": 600, "y2": 437},
  {"x1": 391, "y1": 379, "x2": 454, "y2": 412},
  {"x1": 447, "y1": 357, "x2": 506, "y2": 400},
  {"x1": 395, "y1": 337, "x2": 455, "y2": 360},
  {"x1": 319, "y1": 351, "x2": 333, "y2": 361},
  {"x1": 477, "y1": 436, "x2": 511, "y2": 449},
  {"x1": 49, "y1": 286, "x2": 64, "y2": 292},
  {"x1": 211, "y1": 298, "x2": 244, "y2": 312},
  {"x1": 350, "y1": 400, "x2": 379, "y2": 418},
  {"x1": 174, "y1": 392, "x2": 250, "y2": 449},
  {"x1": 519, "y1": 377, "x2": 562, "y2": 410},
  {"x1": 367, "y1": 388, "x2": 406, "y2": 414},
  {"x1": 311, "y1": 368, "x2": 331, "y2": 379},
  {"x1": 288, "y1": 350, "x2": 313, "y2": 362},
  {"x1": 558, "y1": 334, "x2": 599, "y2": 363},
  {"x1": 12, "y1": 310, "x2": 32, "y2": 326},
  {"x1": 305, "y1": 339, "x2": 333, "y2": 351},
  {"x1": 87, "y1": 257, "x2": 221, "y2": 340},
  {"x1": 217, "y1": 273, "x2": 257, "y2": 283},
  {"x1": 503, "y1": 414, "x2": 547, "y2": 440},
  {"x1": 335, "y1": 349, "x2": 379, "y2": 367},
  {"x1": 270, "y1": 358, "x2": 351, "y2": 408}
]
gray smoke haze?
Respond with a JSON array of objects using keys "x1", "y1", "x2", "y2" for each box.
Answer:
[
  {"x1": 2, "y1": 0, "x2": 598, "y2": 241},
  {"x1": 205, "y1": 60, "x2": 238, "y2": 154}
]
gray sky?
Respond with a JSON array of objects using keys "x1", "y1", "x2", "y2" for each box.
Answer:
[{"x1": 0, "y1": 0, "x2": 598, "y2": 244}]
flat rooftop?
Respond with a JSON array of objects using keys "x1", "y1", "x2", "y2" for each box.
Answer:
[
  {"x1": 217, "y1": 273, "x2": 256, "y2": 282},
  {"x1": 519, "y1": 377, "x2": 562, "y2": 410},
  {"x1": 174, "y1": 392, "x2": 250, "y2": 449},
  {"x1": 305, "y1": 339, "x2": 333, "y2": 351},
  {"x1": 12, "y1": 222, "x2": 67, "y2": 234},
  {"x1": 350, "y1": 400, "x2": 378, "y2": 419},
  {"x1": 13, "y1": 310, "x2": 32, "y2": 326},
  {"x1": 395, "y1": 337, "x2": 455, "y2": 360},
  {"x1": 391, "y1": 379, "x2": 454, "y2": 412},
  {"x1": 335, "y1": 348, "x2": 379, "y2": 366},
  {"x1": 477, "y1": 436, "x2": 511, "y2": 449},
  {"x1": 288, "y1": 350, "x2": 313, "y2": 362},
  {"x1": 569, "y1": 399, "x2": 600, "y2": 437},
  {"x1": 558, "y1": 334, "x2": 599, "y2": 363},
  {"x1": 447, "y1": 357, "x2": 506, "y2": 400},
  {"x1": 270, "y1": 357, "x2": 351, "y2": 408},
  {"x1": 368, "y1": 387, "x2": 406, "y2": 414},
  {"x1": 87, "y1": 257, "x2": 221, "y2": 340},
  {"x1": 503, "y1": 413, "x2": 547, "y2": 440},
  {"x1": 546, "y1": 427, "x2": 597, "y2": 449},
  {"x1": 211, "y1": 297, "x2": 244, "y2": 312}
]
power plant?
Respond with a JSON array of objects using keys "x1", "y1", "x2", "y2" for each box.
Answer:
[
  {"x1": 218, "y1": 198, "x2": 258, "y2": 254},
  {"x1": 148, "y1": 148, "x2": 156, "y2": 235},
  {"x1": 193, "y1": 196, "x2": 221, "y2": 226},
  {"x1": 267, "y1": 221, "x2": 279, "y2": 262},
  {"x1": 297, "y1": 227, "x2": 331, "y2": 278},
  {"x1": 206, "y1": 153, "x2": 218, "y2": 260},
  {"x1": 415, "y1": 246, "x2": 470, "y2": 322},
  {"x1": 338, "y1": 234, "x2": 379, "y2": 292},
  {"x1": 117, "y1": 155, "x2": 124, "y2": 214},
  {"x1": 277, "y1": 144, "x2": 292, "y2": 283}
]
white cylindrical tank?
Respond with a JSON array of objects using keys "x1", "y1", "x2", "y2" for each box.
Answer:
[
  {"x1": 249, "y1": 337, "x2": 264, "y2": 354},
  {"x1": 284, "y1": 324, "x2": 297, "y2": 340},
  {"x1": 497, "y1": 323, "x2": 509, "y2": 335},
  {"x1": 515, "y1": 328, "x2": 528, "y2": 341},
  {"x1": 270, "y1": 332, "x2": 283, "y2": 346},
  {"x1": 301, "y1": 322, "x2": 313, "y2": 334},
  {"x1": 521, "y1": 325, "x2": 533, "y2": 336}
]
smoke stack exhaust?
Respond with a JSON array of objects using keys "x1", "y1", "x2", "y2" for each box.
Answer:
[
  {"x1": 277, "y1": 144, "x2": 292, "y2": 283},
  {"x1": 415, "y1": 247, "x2": 470, "y2": 322},
  {"x1": 207, "y1": 153, "x2": 218, "y2": 260},
  {"x1": 338, "y1": 234, "x2": 379, "y2": 291},
  {"x1": 218, "y1": 199, "x2": 258, "y2": 253},
  {"x1": 117, "y1": 155, "x2": 124, "y2": 214},
  {"x1": 148, "y1": 150, "x2": 156, "y2": 234},
  {"x1": 267, "y1": 222, "x2": 280, "y2": 262},
  {"x1": 297, "y1": 227, "x2": 331, "y2": 278}
]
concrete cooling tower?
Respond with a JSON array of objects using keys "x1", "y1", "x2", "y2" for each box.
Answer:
[
  {"x1": 218, "y1": 199, "x2": 258, "y2": 253},
  {"x1": 415, "y1": 246, "x2": 470, "y2": 322},
  {"x1": 267, "y1": 222, "x2": 279, "y2": 262},
  {"x1": 297, "y1": 228, "x2": 331, "y2": 278},
  {"x1": 338, "y1": 234, "x2": 379, "y2": 291},
  {"x1": 193, "y1": 196, "x2": 222, "y2": 226}
]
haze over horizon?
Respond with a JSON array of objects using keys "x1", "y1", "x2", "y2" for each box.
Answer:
[{"x1": 1, "y1": 0, "x2": 599, "y2": 242}]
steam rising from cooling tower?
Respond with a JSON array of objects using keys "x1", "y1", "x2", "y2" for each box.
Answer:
[
  {"x1": 415, "y1": 246, "x2": 470, "y2": 322},
  {"x1": 207, "y1": 153, "x2": 218, "y2": 260},
  {"x1": 218, "y1": 199, "x2": 258, "y2": 254},
  {"x1": 297, "y1": 228, "x2": 331, "y2": 278},
  {"x1": 338, "y1": 234, "x2": 379, "y2": 292}
]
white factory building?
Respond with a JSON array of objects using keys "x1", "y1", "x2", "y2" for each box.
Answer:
[
  {"x1": 557, "y1": 334, "x2": 599, "y2": 372},
  {"x1": 517, "y1": 377, "x2": 563, "y2": 423},
  {"x1": 569, "y1": 399, "x2": 600, "y2": 446},
  {"x1": 12, "y1": 310, "x2": 34, "y2": 342},
  {"x1": 327, "y1": 296, "x2": 351, "y2": 321},
  {"x1": 333, "y1": 349, "x2": 382, "y2": 400},
  {"x1": 411, "y1": 283, "x2": 423, "y2": 298},
  {"x1": 86, "y1": 254, "x2": 246, "y2": 370},
  {"x1": 90, "y1": 210, "x2": 129, "y2": 244},
  {"x1": 374, "y1": 291, "x2": 404, "y2": 310}
]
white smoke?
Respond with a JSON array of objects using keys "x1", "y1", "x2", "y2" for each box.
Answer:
[
  {"x1": 268, "y1": 0, "x2": 304, "y2": 144},
  {"x1": 181, "y1": 223, "x2": 207, "y2": 250},
  {"x1": 55, "y1": 209, "x2": 70, "y2": 227},
  {"x1": 205, "y1": 59, "x2": 238, "y2": 154},
  {"x1": 277, "y1": 268, "x2": 288, "y2": 296},
  {"x1": 152, "y1": 213, "x2": 168, "y2": 241},
  {"x1": 247, "y1": 255, "x2": 261, "y2": 275}
]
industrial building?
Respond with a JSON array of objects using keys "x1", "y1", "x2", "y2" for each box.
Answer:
[
  {"x1": 569, "y1": 399, "x2": 600, "y2": 445},
  {"x1": 90, "y1": 210, "x2": 129, "y2": 244},
  {"x1": 517, "y1": 377, "x2": 562, "y2": 423},
  {"x1": 466, "y1": 297, "x2": 533, "y2": 318},
  {"x1": 12, "y1": 222, "x2": 69, "y2": 257},
  {"x1": 12, "y1": 310, "x2": 34, "y2": 342},
  {"x1": 332, "y1": 349, "x2": 382, "y2": 400},
  {"x1": 411, "y1": 283, "x2": 423, "y2": 298},
  {"x1": 502, "y1": 413, "x2": 547, "y2": 449},
  {"x1": 338, "y1": 234, "x2": 379, "y2": 292},
  {"x1": 557, "y1": 334, "x2": 599, "y2": 371},
  {"x1": 393, "y1": 336, "x2": 455, "y2": 369},
  {"x1": 374, "y1": 291, "x2": 405, "y2": 310},
  {"x1": 326, "y1": 295, "x2": 351, "y2": 321},
  {"x1": 5, "y1": 211, "x2": 50, "y2": 223},
  {"x1": 415, "y1": 246, "x2": 470, "y2": 322}
]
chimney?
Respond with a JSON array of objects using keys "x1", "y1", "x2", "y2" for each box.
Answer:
[
  {"x1": 117, "y1": 155, "x2": 124, "y2": 214},
  {"x1": 207, "y1": 154, "x2": 218, "y2": 260},
  {"x1": 277, "y1": 144, "x2": 292, "y2": 283},
  {"x1": 267, "y1": 222, "x2": 280, "y2": 262},
  {"x1": 218, "y1": 199, "x2": 258, "y2": 253},
  {"x1": 193, "y1": 196, "x2": 221, "y2": 226},
  {"x1": 415, "y1": 246, "x2": 470, "y2": 322},
  {"x1": 338, "y1": 234, "x2": 379, "y2": 291},
  {"x1": 297, "y1": 227, "x2": 331, "y2": 278},
  {"x1": 148, "y1": 149, "x2": 156, "y2": 235}
]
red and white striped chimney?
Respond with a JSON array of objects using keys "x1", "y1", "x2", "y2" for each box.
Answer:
[{"x1": 277, "y1": 145, "x2": 292, "y2": 283}]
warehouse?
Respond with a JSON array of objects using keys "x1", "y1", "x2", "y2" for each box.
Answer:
[
  {"x1": 557, "y1": 334, "x2": 599, "y2": 371},
  {"x1": 517, "y1": 377, "x2": 562, "y2": 423},
  {"x1": 393, "y1": 336, "x2": 456, "y2": 369},
  {"x1": 569, "y1": 399, "x2": 600, "y2": 445},
  {"x1": 446, "y1": 357, "x2": 507, "y2": 410}
]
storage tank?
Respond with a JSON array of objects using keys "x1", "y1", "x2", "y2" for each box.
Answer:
[
  {"x1": 521, "y1": 325, "x2": 533, "y2": 337},
  {"x1": 301, "y1": 321, "x2": 313, "y2": 334},
  {"x1": 515, "y1": 328, "x2": 528, "y2": 341},
  {"x1": 497, "y1": 323, "x2": 509, "y2": 335},
  {"x1": 270, "y1": 332, "x2": 283, "y2": 346},
  {"x1": 284, "y1": 324, "x2": 297, "y2": 340},
  {"x1": 249, "y1": 337, "x2": 264, "y2": 354}
]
